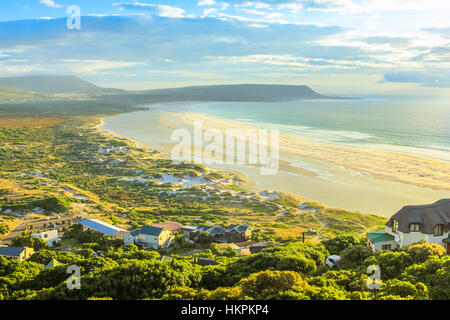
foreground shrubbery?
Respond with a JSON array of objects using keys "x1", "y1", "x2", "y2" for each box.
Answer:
[{"x1": 0, "y1": 235, "x2": 448, "y2": 300}]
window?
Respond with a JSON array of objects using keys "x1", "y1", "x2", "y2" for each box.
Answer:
[
  {"x1": 392, "y1": 220, "x2": 398, "y2": 233},
  {"x1": 409, "y1": 223, "x2": 421, "y2": 232},
  {"x1": 381, "y1": 244, "x2": 391, "y2": 250},
  {"x1": 433, "y1": 224, "x2": 444, "y2": 236}
]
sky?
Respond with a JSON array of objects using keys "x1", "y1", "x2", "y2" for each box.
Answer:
[{"x1": 0, "y1": 0, "x2": 449, "y2": 96}]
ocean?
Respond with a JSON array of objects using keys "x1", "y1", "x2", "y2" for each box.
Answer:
[
  {"x1": 182, "y1": 98, "x2": 450, "y2": 162},
  {"x1": 101, "y1": 97, "x2": 450, "y2": 217}
]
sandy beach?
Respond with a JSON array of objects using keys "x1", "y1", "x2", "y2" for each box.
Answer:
[
  {"x1": 101, "y1": 107, "x2": 450, "y2": 216},
  {"x1": 178, "y1": 112, "x2": 450, "y2": 191}
]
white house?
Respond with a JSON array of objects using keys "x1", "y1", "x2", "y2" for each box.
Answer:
[
  {"x1": 124, "y1": 225, "x2": 174, "y2": 250},
  {"x1": 367, "y1": 199, "x2": 450, "y2": 253},
  {"x1": 31, "y1": 230, "x2": 60, "y2": 247},
  {"x1": 78, "y1": 218, "x2": 128, "y2": 239}
]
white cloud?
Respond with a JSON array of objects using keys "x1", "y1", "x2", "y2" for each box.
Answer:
[
  {"x1": 209, "y1": 54, "x2": 394, "y2": 70},
  {"x1": 0, "y1": 64, "x2": 40, "y2": 75},
  {"x1": 203, "y1": 8, "x2": 218, "y2": 16},
  {"x1": 249, "y1": 23, "x2": 269, "y2": 28},
  {"x1": 198, "y1": 0, "x2": 216, "y2": 6},
  {"x1": 114, "y1": 3, "x2": 186, "y2": 18},
  {"x1": 147, "y1": 69, "x2": 224, "y2": 79},
  {"x1": 278, "y1": 3, "x2": 303, "y2": 13},
  {"x1": 39, "y1": 0, "x2": 61, "y2": 8},
  {"x1": 235, "y1": 2, "x2": 271, "y2": 9},
  {"x1": 60, "y1": 59, "x2": 148, "y2": 75},
  {"x1": 303, "y1": 0, "x2": 450, "y2": 15}
]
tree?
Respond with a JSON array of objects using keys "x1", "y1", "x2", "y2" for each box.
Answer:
[
  {"x1": 197, "y1": 232, "x2": 213, "y2": 245},
  {"x1": 377, "y1": 279, "x2": 428, "y2": 300},
  {"x1": 322, "y1": 234, "x2": 364, "y2": 255},
  {"x1": 238, "y1": 270, "x2": 309, "y2": 299},
  {"x1": 222, "y1": 247, "x2": 237, "y2": 258},
  {"x1": 407, "y1": 242, "x2": 446, "y2": 264},
  {"x1": 0, "y1": 223, "x2": 9, "y2": 235},
  {"x1": 376, "y1": 251, "x2": 412, "y2": 280},
  {"x1": 12, "y1": 236, "x2": 48, "y2": 251},
  {"x1": 161, "y1": 286, "x2": 199, "y2": 300},
  {"x1": 337, "y1": 245, "x2": 373, "y2": 270},
  {"x1": 206, "y1": 287, "x2": 244, "y2": 300}
]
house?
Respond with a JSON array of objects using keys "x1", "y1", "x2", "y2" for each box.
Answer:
[
  {"x1": 224, "y1": 224, "x2": 252, "y2": 242},
  {"x1": 78, "y1": 219, "x2": 128, "y2": 239},
  {"x1": 124, "y1": 225, "x2": 174, "y2": 250},
  {"x1": 0, "y1": 246, "x2": 34, "y2": 262},
  {"x1": 182, "y1": 225, "x2": 197, "y2": 239},
  {"x1": 193, "y1": 223, "x2": 252, "y2": 243},
  {"x1": 196, "y1": 225, "x2": 226, "y2": 239},
  {"x1": 153, "y1": 221, "x2": 183, "y2": 233},
  {"x1": 367, "y1": 199, "x2": 450, "y2": 253},
  {"x1": 31, "y1": 230, "x2": 60, "y2": 247},
  {"x1": 44, "y1": 258, "x2": 62, "y2": 271}
]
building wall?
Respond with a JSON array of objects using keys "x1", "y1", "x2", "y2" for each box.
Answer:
[
  {"x1": 136, "y1": 230, "x2": 173, "y2": 249},
  {"x1": 31, "y1": 230, "x2": 60, "y2": 247},
  {"x1": 112, "y1": 231, "x2": 127, "y2": 239},
  {"x1": 24, "y1": 247, "x2": 34, "y2": 260},
  {"x1": 373, "y1": 240, "x2": 398, "y2": 252},
  {"x1": 385, "y1": 226, "x2": 448, "y2": 249},
  {"x1": 123, "y1": 233, "x2": 135, "y2": 245}
]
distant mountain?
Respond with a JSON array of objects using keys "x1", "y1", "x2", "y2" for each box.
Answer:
[
  {"x1": 136, "y1": 84, "x2": 341, "y2": 101},
  {"x1": 0, "y1": 75, "x2": 125, "y2": 94},
  {"x1": 0, "y1": 75, "x2": 347, "y2": 103}
]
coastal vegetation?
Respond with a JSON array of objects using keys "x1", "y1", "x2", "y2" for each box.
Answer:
[
  {"x1": 0, "y1": 112, "x2": 417, "y2": 301},
  {"x1": 0, "y1": 233, "x2": 447, "y2": 300},
  {"x1": 0, "y1": 117, "x2": 386, "y2": 240}
]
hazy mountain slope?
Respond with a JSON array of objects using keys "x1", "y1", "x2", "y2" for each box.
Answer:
[
  {"x1": 0, "y1": 85, "x2": 36, "y2": 100},
  {"x1": 135, "y1": 84, "x2": 339, "y2": 101},
  {"x1": 0, "y1": 75, "x2": 124, "y2": 94}
]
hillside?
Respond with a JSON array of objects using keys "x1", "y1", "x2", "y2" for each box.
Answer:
[
  {"x1": 0, "y1": 75, "x2": 124, "y2": 94},
  {"x1": 132, "y1": 84, "x2": 342, "y2": 102},
  {"x1": 0, "y1": 85, "x2": 36, "y2": 100}
]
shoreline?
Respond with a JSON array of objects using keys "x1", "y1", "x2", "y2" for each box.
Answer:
[
  {"x1": 177, "y1": 112, "x2": 450, "y2": 192},
  {"x1": 93, "y1": 115, "x2": 257, "y2": 190},
  {"x1": 99, "y1": 109, "x2": 450, "y2": 217}
]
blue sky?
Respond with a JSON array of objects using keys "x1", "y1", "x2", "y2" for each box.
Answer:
[{"x1": 0, "y1": 0, "x2": 449, "y2": 95}]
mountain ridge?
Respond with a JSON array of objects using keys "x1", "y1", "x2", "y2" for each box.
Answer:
[
  {"x1": 0, "y1": 75, "x2": 124, "y2": 94},
  {"x1": 0, "y1": 75, "x2": 350, "y2": 101}
]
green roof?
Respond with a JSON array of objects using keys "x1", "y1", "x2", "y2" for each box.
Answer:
[
  {"x1": 443, "y1": 236, "x2": 450, "y2": 243},
  {"x1": 44, "y1": 258, "x2": 63, "y2": 270},
  {"x1": 366, "y1": 229, "x2": 395, "y2": 243}
]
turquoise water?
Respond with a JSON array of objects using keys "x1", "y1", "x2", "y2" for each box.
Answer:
[{"x1": 181, "y1": 98, "x2": 450, "y2": 161}]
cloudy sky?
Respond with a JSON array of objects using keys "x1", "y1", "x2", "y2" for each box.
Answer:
[{"x1": 0, "y1": 0, "x2": 449, "y2": 95}]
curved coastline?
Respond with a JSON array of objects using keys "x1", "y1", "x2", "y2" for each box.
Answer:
[{"x1": 100, "y1": 107, "x2": 450, "y2": 217}]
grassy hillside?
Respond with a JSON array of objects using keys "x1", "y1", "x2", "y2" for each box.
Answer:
[
  {"x1": 0, "y1": 117, "x2": 386, "y2": 241},
  {"x1": 0, "y1": 85, "x2": 36, "y2": 100},
  {"x1": 0, "y1": 75, "x2": 124, "y2": 94}
]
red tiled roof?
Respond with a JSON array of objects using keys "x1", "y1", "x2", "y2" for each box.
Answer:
[{"x1": 153, "y1": 221, "x2": 183, "y2": 231}]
